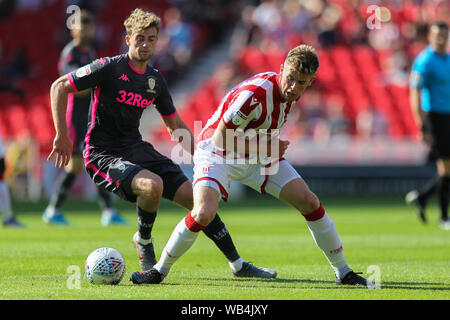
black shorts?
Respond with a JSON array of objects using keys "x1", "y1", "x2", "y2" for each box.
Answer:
[
  {"x1": 84, "y1": 141, "x2": 189, "y2": 202},
  {"x1": 69, "y1": 121, "x2": 87, "y2": 156},
  {"x1": 425, "y1": 112, "x2": 450, "y2": 159},
  {"x1": 68, "y1": 97, "x2": 90, "y2": 156}
]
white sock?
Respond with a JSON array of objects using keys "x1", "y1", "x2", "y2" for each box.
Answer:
[
  {"x1": 228, "y1": 257, "x2": 245, "y2": 273},
  {"x1": 45, "y1": 205, "x2": 57, "y2": 218},
  {"x1": 153, "y1": 217, "x2": 201, "y2": 276},
  {"x1": 135, "y1": 232, "x2": 152, "y2": 245},
  {"x1": 102, "y1": 208, "x2": 113, "y2": 217},
  {"x1": 0, "y1": 182, "x2": 13, "y2": 219},
  {"x1": 306, "y1": 212, "x2": 351, "y2": 279}
]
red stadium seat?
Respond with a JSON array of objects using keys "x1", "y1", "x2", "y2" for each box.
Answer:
[
  {"x1": 265, "y1": 48, "x2": 286, "y2": 71},
  {"x1": 238, "y1": 46, "x2": 269, "y2": 75}
]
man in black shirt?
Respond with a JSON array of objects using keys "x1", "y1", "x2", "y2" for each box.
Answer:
[
  {"x1": 47, "y1": 8, "x2": 276, "y2": 278},
  {"x1": 43, "y1": 10, "x2": 127, "y2": 226}
]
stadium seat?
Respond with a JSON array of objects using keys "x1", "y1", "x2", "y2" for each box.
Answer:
[
  {"x1": 265, "y1": 48, "x2": 286, "y2": 71},
  {"x1": 238, "y1": 46, "x2": 269, "y2": 75}
]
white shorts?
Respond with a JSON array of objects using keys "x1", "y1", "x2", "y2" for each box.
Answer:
[{"x1": 193, "y1": 140, "x2": 301, "y2": 201}]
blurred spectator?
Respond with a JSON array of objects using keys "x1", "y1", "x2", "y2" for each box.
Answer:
[
  {"x1": 315, "y1": 3, "x2": 342, "y2": 47},
  {"x1": 163, "y1": 7, "x2": 193, "y2": 72},
  {"x1": 65, "y1": 0, "x2": 104, "y2": 13},
  {"x1": 0, "y1": 0, "x2": 16, "y2": 21},
  {"x1": 326, "y1": 95, "x2": 352, "y2": 138},
  {"x1": 0, "y1": 83, "x2": 25, "y2": 100},
  {"x1": 229, "y1": 5, "x2": 265, "y2": 60},
  {"x1": 298, "y1": 88, "x2": 328, "y2": 138},
  {"x1": 368, "y1": 21, "x2": 401, "y2": 51},
  {"x1": 378, "y1": 46, "x2": 410, "y2": 87},
  {"x1": 209, "y1": 61, "x2": 244, "y2": 99},
  {"x1": 150, "y1": 30, "x2": 177, "y2": 80},
  {"x1": 0, "y1": 39, "x2": 25, "y2": 99},
  {"x1": 1, "y1": 0, "x2": 449, "y2": 155},
  {"x1": 252, "y1": 0, "x2": 282, "y2": 36},
  {"x1": 221, "y1": 0, "x2": 450, "y2": 142},
  {"x1": 0, "y1": 47, "x2": 30, "y2": 81},
  {"x1": 356, "y1": 108, "x2": 388, "y2": 139},
  {"x1": 16, "y1": 0, "x2": 43, "y2": 12},
  {"x1": 175, "y1": 0, "x2": 240, "y2": 45}
]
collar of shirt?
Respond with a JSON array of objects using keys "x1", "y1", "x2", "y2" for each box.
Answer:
[{"x1": 273, "y1": 74, "x2": 287, "y2": 103}]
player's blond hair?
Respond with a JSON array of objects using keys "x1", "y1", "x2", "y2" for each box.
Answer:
[
  {"x1": 284, "y1": 44, "x2": 319, "y2": 75},
  {"x1": 124, "y1": 8, "x2": 161, "y2": 36}
]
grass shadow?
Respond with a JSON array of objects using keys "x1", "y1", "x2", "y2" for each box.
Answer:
[{"x1": 199, "y1": 277, "x2": 450, "y2": 291}]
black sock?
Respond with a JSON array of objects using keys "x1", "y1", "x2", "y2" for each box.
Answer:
[
  {"x1": 49, "y1": 172, "x2": 77, "y2": 209},
  {"x1": 438, "y1": 176, "x2": 450, "y2": 220},
  {"x1": 418, "y1": 174, "x2": 440, "y2": 205},
  {"x1": 203, "y1": 213, "x2": 240, "y2": 262},
  {"x1": 97, "y1": 186, "x2": 112, "y2": 211},
  {"x1": 137, "y1": 207, "x2": 157, "y2": 241}
]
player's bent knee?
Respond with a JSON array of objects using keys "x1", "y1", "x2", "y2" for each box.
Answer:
[
  {"x1": 191, "y1": 207, "x2": 216, "y2": 226},
  {"x1": 66, "y1": 157, "x2": 84, "y2": 174},
  {"x1": 142, "y1": 178, "x2": 164, "y2": 199},
  {"x1": 293, "y1": 191, "x2": 320, "y2": 215},
  {"x1": 303, "y1": 192, "x2": 321, "y2": 213},
  {"x1": 132, "y1": 171, "x2": 164, "y2": 200}
]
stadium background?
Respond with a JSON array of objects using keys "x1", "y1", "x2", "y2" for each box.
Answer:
[{"x1": 0, "y1": 0, "x2": 448, "y2": 202}]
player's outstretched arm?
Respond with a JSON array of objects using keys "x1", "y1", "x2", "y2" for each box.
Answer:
[{"x1": 47, "y1": 75, "x2": 75, "y2": 168}]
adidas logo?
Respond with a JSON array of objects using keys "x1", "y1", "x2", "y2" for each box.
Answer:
[{"x1": 118, "y1": 74, "x2": 130, "y2": 82}]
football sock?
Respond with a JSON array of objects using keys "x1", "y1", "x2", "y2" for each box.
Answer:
[
  {"x1": 302, "y1": 204, "x2": 351, "y2": 279},
  {"x1": 137, "y1": 207, "x2": 157, "y2": 243},
  {"x1": 418, "y1": 174, "x2": 440, "y2": 204},
  {"x1": 97, "y1": 186, "x2": 113, "y2": 211},
  {"x1": 154, "y1": 212, "x2": 205, "y2": 276},
  {"x1": 202, "y1": 213, "x2": 240, "y2": 263},
  {"x1": 229, "y1": 257, "x2": 245, "y2": 273},
  {"x1": 49, "y1": 172, "x2": 77, "y2": 210},
  {"x1": 0, "y1": 181, "x2": 13, "y2": 219},
  {"x1": 438, "y1": 176, "x2": 450, "y2": 220}
]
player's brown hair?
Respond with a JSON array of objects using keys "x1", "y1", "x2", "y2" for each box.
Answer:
[
  {"x1": 124, "y1": 8, "x2": 161, "y2": 36},
  {"x1": 284, "y1": 44, "x2": 319, "y2": 75}
]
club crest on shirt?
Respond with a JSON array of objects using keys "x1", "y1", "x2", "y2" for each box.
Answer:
[
  {"x1": 147, "y1": 77, "x2": 156, "y2": 93},
  {"x1": 232, "y1": 110, "x2": 247, "y2": 126}
]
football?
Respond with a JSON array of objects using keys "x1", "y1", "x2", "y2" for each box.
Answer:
[{"x1": 85, "y1": 247, "x2": 126, "y2": 285}]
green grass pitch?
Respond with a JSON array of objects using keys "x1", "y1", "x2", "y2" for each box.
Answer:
[{"x1": 0, "y1": 195, "x2": 449, "y2": 300}]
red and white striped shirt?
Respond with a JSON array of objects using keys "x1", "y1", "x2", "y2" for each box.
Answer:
[{"x1": 198, "y1": 72, "x2": 295, "y2": 142}]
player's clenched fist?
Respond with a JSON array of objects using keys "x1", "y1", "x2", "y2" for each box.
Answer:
[{"x1": 47, "y1": 134, "x2": 73, "y2": 168}]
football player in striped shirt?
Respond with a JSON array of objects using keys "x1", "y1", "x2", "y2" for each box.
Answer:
[{"x1": 131, "y1": 45, "x2": 372, "y2": 287}]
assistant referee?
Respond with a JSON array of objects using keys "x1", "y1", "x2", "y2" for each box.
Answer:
[{"x1": 406, "y1": 21, "x2": 450, "y2": 230}]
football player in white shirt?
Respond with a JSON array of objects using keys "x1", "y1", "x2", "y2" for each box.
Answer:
[{"x1": 130, "y1": 44, "x2": 372, "y2": 287}]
